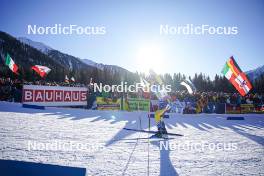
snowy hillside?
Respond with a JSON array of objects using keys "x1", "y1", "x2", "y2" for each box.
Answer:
[
  {"x1": 18, "y1": 37, "x2": 53, "y2": 54},
  {"x1": 82, "y1": 59, "x2": 105, "y2": 70},
  {"x1": 17, "y1": 36, "x2": 132, "y2": 75},
  {"x1": 246, "y1": 65, "x2": 264, "y2": 81},
  {"x1": 0, "y1": 102, "x2": 263, "y2": 175}
]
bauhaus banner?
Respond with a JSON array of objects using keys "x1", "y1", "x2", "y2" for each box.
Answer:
[{"x1": 22, "y1": 85, "x2": 87, "y2": 106}]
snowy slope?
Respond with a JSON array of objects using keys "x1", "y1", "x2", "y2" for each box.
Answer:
[
  {"x1": 246, "y1": 65, "x2": 264, "y2": 81},
  {"x1": 82, "y1": 59, "x2": 105, "y2": 70},
  {"x1": 18, "y1": 37, "x2": 53, "y2": 54},
  {"x1": 17, "y1": 37, "x2": 130, "y2": 73},
  {"x1": 0, "y1": 102, "x2": 263, "y2": 175}
]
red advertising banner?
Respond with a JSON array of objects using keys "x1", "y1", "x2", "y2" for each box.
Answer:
[
  {"x1": 22, "y1": 85, "x2": 87, "y2": 106},
  {"x1": 226, "y1": 104, "x2": 241, "y2": 114}
]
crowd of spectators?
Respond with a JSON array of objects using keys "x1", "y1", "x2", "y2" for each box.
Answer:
[
  {"x1": 168, "y1": 91, "x2": 264, "y2": 106},
  {"x1": 1, "y1": 77, "x2": 264, "y2": 107},
  {"x1": 0, "y1": 77, "x2": 86, "y2": 102},
  {"x1": 0, "y1": 78, "x2": 22, "y2": 102}
]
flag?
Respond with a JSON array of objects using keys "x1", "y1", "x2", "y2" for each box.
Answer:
[
  {"x1": 71, "y1": 77, "x2": 75, "y2": 82},
  {"x1": 180, "y1": 81, "x2": 194, "y2": 94},
  {"x1": 89, "y1": 78, "x2": 93, "y2": 85},
  {"x1": 149, "y1": 69, "x2": 163, "y2": 85},
  {"x1": 140, "y1": 77, "x2": 151, "y2": 98},
  {"x1": 148, "y1": 70, "x2": 170, "y2": 101},
  {"x1": 140, "y1": 77, "x2": 150, "y2": 92},
  {"x1": 32, "y1": 65, "x2": 51, "y2": 78},
  {"x1": 186, "y1": 78, "x2": 196, "y2": 92},
  {"x1": 65, "y1": 75, "x2": 69, "y2": 83},
  {"x1": 5, "y1": 53, "x2": 18, "y2": 74},
  {"x1": 221, "y1": 56, "x2": 252, "y2": 96}
]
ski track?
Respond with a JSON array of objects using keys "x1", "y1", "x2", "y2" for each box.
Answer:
[{"x1": 0, "y1": 102, "x2": 263, "y2": 176}]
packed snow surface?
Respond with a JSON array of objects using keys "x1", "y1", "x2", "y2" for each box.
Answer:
[{"x1": 0, "y1": 102, "x2": 263, "y2": 175}]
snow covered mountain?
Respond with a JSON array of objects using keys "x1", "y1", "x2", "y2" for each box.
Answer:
[
  {"x1": 16, "y1": 36, "x2": 95, "y2": 73},
  {"x1": 82, "y1": 59, "x2": 105, "y2": 70},
  {"x1": 18, "y1": 37, "x2": 52, "y2": 54},
  {"x1": 0, "y1": 31, "x2": 134, "y2": 83},
  {"x1": 13, "y1": 35, "x2": 264, "y2": 84},
  {"x1": 246, "y1": 65, "x2": 264, "y2": 81},
  {"x1": 18, "y1": 37, "x2": 127, "y2": 72}
]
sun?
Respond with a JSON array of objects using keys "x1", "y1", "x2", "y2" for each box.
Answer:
[{"x1": 136, "y1": 43, "x2": 165, "y2": 74}]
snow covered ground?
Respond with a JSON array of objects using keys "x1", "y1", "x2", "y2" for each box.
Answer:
[{"x1": 0, "y1": 101, "x2": 263, "y2": 176}]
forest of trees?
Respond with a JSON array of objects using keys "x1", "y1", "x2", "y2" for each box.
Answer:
[
  {"x1": 158, "y1": 72, "x2": 264, "y2": 93},
  {"x1": 2, "y1": 62, "x2": 264, "y2": 94},
  {"x1": 0, "y1": 31, "x2": 263, "y2": 94}
]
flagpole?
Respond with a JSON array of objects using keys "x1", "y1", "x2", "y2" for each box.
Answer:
[
  {"x1": 147, "y1": 89, "x2": 151, "y2": 176},
  {"x1": 148, "y1": 94, "x2": 151, "y2": 131}
]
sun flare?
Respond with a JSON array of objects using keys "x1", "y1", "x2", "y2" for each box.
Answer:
[{"x1": 136, "y1": 43, "x2": 164, "y2": 74}]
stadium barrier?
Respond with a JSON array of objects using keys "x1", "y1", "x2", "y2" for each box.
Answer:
[
  {"x1": 22, "y1": 104, "x2": 45, "y2": 110},
  {"x1": 203, "y1": 102, "x2": 226, "y2": 114},
  {"x1": 94, "y1": 96, "x2": 264, "y2": 114},
  {"x1": 226, "y1": 104, "x2": 264, "y2": 114},
  {"x1": 226, "y1": 104, "x2": 241, "y2": 114},
  {"x1": 227, "y1": 116, "x2": 245, "y2": 120},
  {"x1": 124, "y1": 98, "x2": 150, "y2": 111},
  {"x1": 96, "y1": 97, "x2": 121, "y2": 110},
  {"x1": 22, "y1": 85, "x2": 87, "y2": 107}
]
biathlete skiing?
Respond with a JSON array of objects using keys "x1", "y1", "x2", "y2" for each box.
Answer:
[
  {"x1": 153, "y1": 103, "x2": 171, "y2": 138},
  {"x1": 123, "y1": 70, "x2": 183, "y2": 138}
]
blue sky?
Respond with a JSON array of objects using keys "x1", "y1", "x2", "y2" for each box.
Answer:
[{"x1": 0, "y1": 0, "x2": 263, "y2": 78}]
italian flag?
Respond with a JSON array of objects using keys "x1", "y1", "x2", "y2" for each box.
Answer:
[
  {"x1": 221, "y1": 56, "x2": 252, "y2": 96},
  {"x1": 5, "y1": 53, "x2": 18, "y2": 74},
  {"x1": 32, "y1": 65, "x2": 51, "y2": 78}
]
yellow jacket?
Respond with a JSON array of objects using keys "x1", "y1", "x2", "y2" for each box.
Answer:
[{"x1": 154, "y1": 108, "x2": 167, "y2": 123}]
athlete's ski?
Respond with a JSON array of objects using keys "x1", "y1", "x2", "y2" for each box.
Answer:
[
  {"x1": 123, "y1": 127, "x2": 183, "y2": 136},
  {"x1": 112, "y1": 136, "x2": 175, "y2": 141}
]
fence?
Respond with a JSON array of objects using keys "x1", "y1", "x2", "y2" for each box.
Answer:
[{"x1": 95, "y1": 97, "x2": 264, "y2": 114}]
